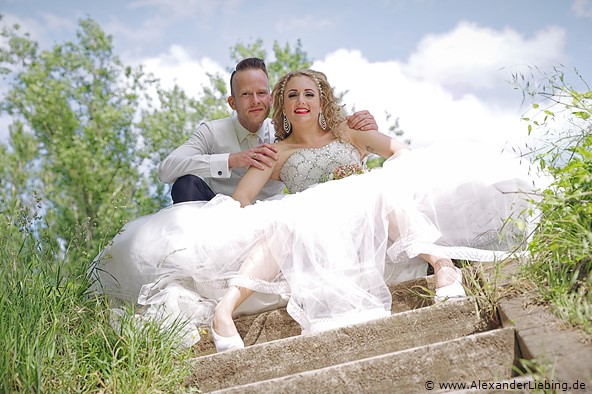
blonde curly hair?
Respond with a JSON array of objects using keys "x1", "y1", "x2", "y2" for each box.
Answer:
[{"x1": 271, "y1": 69, "x2": 345, "y2": 141}]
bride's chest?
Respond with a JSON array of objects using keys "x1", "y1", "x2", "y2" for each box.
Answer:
[{"x1": 279, "y1": 141, "x2": 362, "y2": 193}]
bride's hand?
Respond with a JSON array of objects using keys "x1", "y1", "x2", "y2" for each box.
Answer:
[{"x1": 229, "y1": 144, "x2": 279, "y2": 170}]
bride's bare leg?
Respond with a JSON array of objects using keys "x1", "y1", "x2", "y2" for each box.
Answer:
[
  {"x1": 210, "y1": 285, "x2": 250, "y2": 352},
  {"x1": 385, "y1": 209, "x2": 464, "y2": 299},
  {"x1": 212, "y1": 240, "x2": 280, "y2": 339},
  {"x1": 212, "y1": 285, "x2": 253, "y2": 337},
  {"x1": 419, "y1": 254, "x2": 458, "y2": 288},
  {"x1": 419, "y1": 253, "x2": 465, "y2": 300}
]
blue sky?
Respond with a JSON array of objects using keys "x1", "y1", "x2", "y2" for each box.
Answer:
[{"x1": 2, "y1": 0, "x2": 591, "y2": 148}]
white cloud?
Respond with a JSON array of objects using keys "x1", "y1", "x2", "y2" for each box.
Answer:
[
  {"x1": 572, "y1": 0, "x2": 592, "y2": 17},
  {"x1": 314, "y1": 49, "x2": 528, "y2": 150},
  {"x1": 141, "y1": 45, "x2": 227, "y2": 98},
  {"x1": 136, "y1": 20, "x2": 547, "y2": 152},
  {"x1": 403, "y1": 22, "x2": 566, "y2": 91}
]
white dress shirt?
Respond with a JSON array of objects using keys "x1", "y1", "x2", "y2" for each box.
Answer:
[{"x1": 159, "y1": 113, "x2": 284, "y2": 201}]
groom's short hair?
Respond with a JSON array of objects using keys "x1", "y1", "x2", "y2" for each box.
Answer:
[{"x1": 230, "y1": 58, "x2": 268, "y2": 96}]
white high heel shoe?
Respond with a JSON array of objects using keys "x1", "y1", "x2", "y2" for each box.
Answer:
[
  {"x1": 211, "y1": 326, "x2": 244, "y2": 353},
  {"x1": 434, "y1": 266, "x2": 466, "y2": 303}
]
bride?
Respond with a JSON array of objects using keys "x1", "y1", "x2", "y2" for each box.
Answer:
[{"x1": 90, "y1": 69, "x2": 544, "y2": 352}]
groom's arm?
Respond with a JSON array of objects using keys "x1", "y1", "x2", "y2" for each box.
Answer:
[{"x1": 346, "y1": 110, "x2": 378, "y2": 131}]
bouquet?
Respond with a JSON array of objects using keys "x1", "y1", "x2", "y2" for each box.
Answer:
[{"x1": 322, "y1": 163, "x2": 366, "y2": 182}]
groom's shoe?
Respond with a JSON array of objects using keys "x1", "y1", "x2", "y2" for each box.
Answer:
[
  {"x1": 211, "y1": 326, "x2": 244, "y2": 353},
  {"x1": 434, "y1": 266, "x2": 466, "y2": 303}
]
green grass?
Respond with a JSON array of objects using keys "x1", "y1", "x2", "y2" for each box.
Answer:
[
  {"x1": 522, "y1": 180, "x2": 592, "y2": 333},
  {"x1": 512, "y1": 66, "x2": 592, "y2": 335},
  {"x1": 0, "y1": 203, "x2": 196, "y2": 393}
]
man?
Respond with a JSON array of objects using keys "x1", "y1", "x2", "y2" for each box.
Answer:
[{"x1": 159, "y1": 58, "x2": 378, "y2": 204}]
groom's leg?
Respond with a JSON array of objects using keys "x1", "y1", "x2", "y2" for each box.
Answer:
[{"x1": 171, "y1": 174, "x2": 216, "y2": 203}]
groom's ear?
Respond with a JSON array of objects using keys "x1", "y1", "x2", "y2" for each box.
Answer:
[{"x1": 228, "y1": 95, "x2": 236, "y2": 110}]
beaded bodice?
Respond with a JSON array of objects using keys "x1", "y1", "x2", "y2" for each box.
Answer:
[{"x1": 280, "y1": 140, "x2": 362, "y2": 193}]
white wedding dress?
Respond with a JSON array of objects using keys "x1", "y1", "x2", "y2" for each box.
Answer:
[{"x1": 89, "y1": 140, "x2": 547, "y2": 345}]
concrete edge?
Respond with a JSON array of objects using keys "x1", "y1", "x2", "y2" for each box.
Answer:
[
  {"x1": 188, "y1": 298, "x2": 489, "y2": 391},
  {"x1": 498, "y1": 297, "x2": 592, "y2": 388},
  {"x1": 490, "y1": 261, "x2": 592, "y2": 388},
  {"x1": 213, "y1": 328, "x2": 517, "y2": 394}
]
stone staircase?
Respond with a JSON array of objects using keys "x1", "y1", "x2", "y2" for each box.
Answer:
[{"x1": 185, "y1": 274, "x2": 536, "y2": 393}]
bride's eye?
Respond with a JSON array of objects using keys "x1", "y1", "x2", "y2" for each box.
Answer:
[
  {"x1": 288, "y1": 92, "x2": 298, "y2": 98},
  {"x1": 306, "y1": 92, "x2": 315, "y2": 97}
]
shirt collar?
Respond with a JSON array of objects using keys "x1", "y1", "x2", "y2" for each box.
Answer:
[{"x1": 233, "y1": 112, "x2": 266, "y2": 143}]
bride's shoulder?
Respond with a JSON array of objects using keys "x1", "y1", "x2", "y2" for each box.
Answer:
[
  {"x1": 275, "y1": 140, "x2": 301, "y2": 155},
  {"x1": 271, "y1": 141, "x2": 300, "y2": 173}
]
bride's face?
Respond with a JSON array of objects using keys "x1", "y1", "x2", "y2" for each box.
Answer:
[{"x1": 283, "y1": 75, "x2": 322, "y2": 128}]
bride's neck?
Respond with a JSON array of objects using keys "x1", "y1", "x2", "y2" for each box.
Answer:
[{"x1": 288, "y1": 126, "x2": 331, "y2": 146}]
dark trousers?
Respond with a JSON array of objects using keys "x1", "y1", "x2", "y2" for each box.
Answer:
[{"x1": 171, "y1": 175, "x2": 216, "y2": 204}]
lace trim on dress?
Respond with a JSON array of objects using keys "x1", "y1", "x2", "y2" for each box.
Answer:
[
  {"x1": 389, "y1": 241, "x2": 520, "y2": 264},
  {"x1": 228, "y1": 275, "x2": 291, "y2": 295},
  {"x1": 189, "y1": 274, "x2": 291, "y2": 295}
]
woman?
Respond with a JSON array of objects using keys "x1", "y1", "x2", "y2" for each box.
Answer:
[{"x1": 90, "y1": 70, "x2": 543, "y2": 351}]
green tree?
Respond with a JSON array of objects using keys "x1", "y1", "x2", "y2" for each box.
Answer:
[
  {"x1": 228, "y1": 38, "x2": 312, "y2": 86},
  {"x1": 0, "y1": 17, "x2": 155, "y2": 262},
  {"x1": 1, "y1": 15, "x2": 318, "y2": 259}
]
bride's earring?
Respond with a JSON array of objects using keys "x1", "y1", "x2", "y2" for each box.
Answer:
[
  {"x1": 319, "y1": 112, "x2": 327, "y2": 130},
  {"x1": 283, "y1": 114, "x2": 291, "y2": 134}
]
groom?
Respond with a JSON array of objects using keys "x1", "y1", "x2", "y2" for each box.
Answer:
[{"x1": 159, "y1": 57, "x2": 378, "y2": 203}]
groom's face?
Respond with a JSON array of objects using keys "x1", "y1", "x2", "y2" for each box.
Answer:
[{"x1": 228, "y1": 69, "x2": 271, "y2": 133}]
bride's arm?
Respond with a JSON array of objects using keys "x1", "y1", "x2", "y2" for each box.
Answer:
[
  {"x1": 346, "y1": 126, "x2": 410, "y2": 158},
  {"x1": 232, "y1": 162, "x2": 276, "y2": 207}
]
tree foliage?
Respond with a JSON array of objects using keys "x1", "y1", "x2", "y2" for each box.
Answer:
[
  {"x1": 0, "y1": 17, "x2": 315, "y2": 267},
  {"x1": 0, "y1": 18, "x2": 156, "y2": 263}
]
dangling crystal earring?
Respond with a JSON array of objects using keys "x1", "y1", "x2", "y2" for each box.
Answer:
[
  {"x1": 319, "y1": 113, "x2": 327, "y2": 130},
  {"x1": 283, "y1": 114, "x2": 291, "y2": 134}
]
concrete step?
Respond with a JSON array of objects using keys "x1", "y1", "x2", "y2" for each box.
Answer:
[
  {"x1": 212, "y1": 327, "x2": 516, "y2": 393},
  {"x1": 188, "y1": 298, "x2": 496, "y2": 392},
  {"x1": 194, "y1": 275, "x2": 437, "y2": 355}
]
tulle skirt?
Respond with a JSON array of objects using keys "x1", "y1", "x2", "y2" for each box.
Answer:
[{"x1": 89, "y1": 143, "x2": 548, "y2": 344}]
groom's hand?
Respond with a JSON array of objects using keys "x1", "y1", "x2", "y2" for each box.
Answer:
[
  {"x1": 229, "y1": 144, "x2": 279, "y2": 170},
  {"x1": 346, "y1": 110, "x2": 378, "y2": 131}
]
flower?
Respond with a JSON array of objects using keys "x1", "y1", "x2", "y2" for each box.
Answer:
[{"x1": 322, "y1": 163, "x2": 366, "y2": 182}]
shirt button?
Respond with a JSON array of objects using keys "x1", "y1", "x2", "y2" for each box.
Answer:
[{"x1": 217, "y1": 171, "x2": 222, "y2": 175}]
